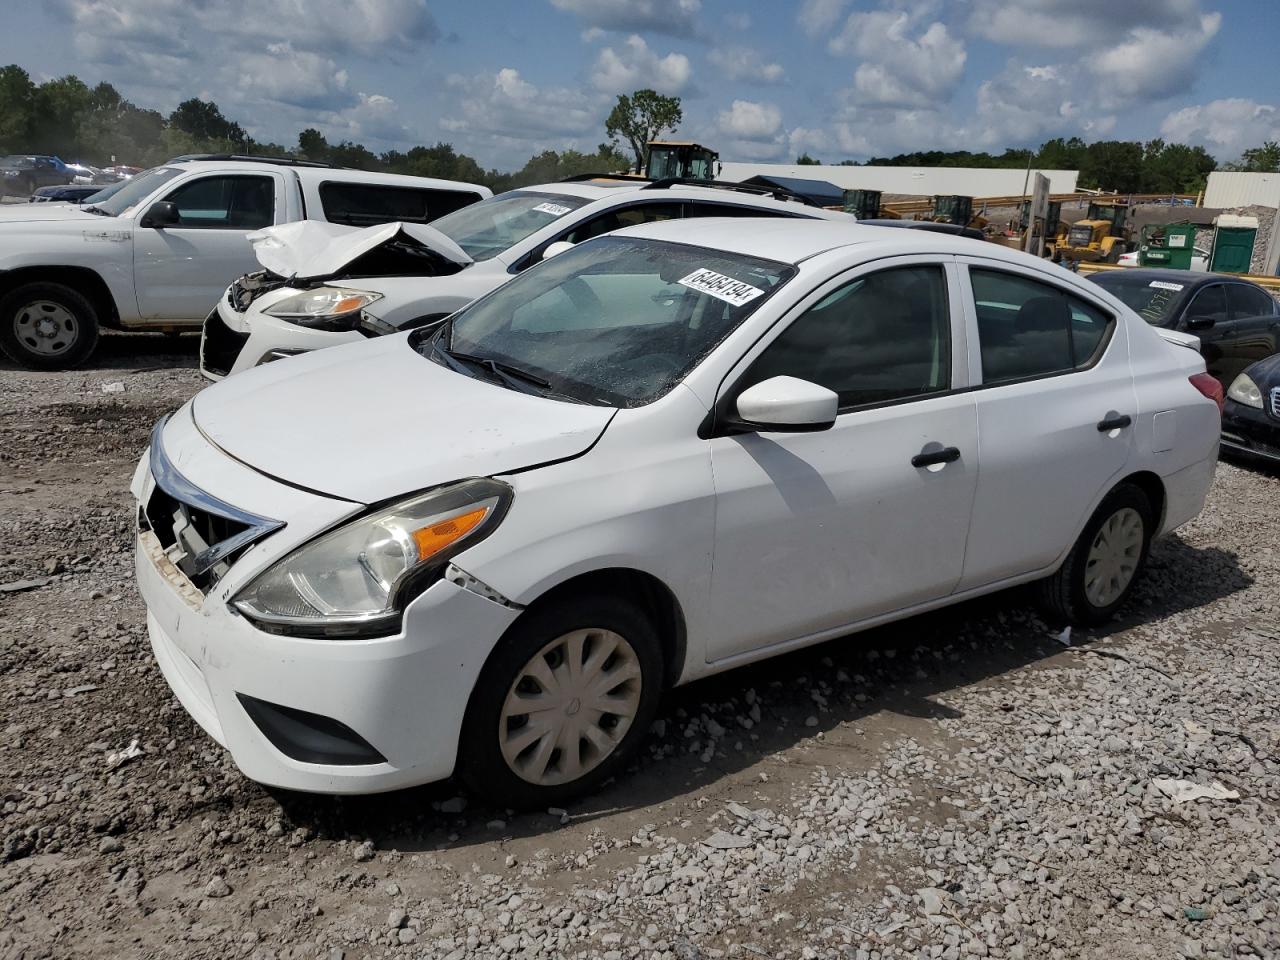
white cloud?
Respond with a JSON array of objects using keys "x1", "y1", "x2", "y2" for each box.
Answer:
[
  {"x1": 718, "y1": 100, "x2": 782, "y2": 140},
  {"x1": 234, "y1": 43, "x2": 352, "y2": 111},
  {"x1": 1161, "y1": 99, "x2": 1280, "y2": 159},
  {"x1": 968, "y1": 0, "x2": 1206, "y2": 49},
  {"x1": 591, "y1": 35, "x2": 692, "y2": 95},
  {"x1": 1092, "y1": 14, "x2": 1221, "y2": 106},
  {"x1": 829, "y1": 8, "x2": 966, "y2": 109},
  {"x1": 708, "y1": 46, "x2": 785, "y2": 85},
  {"x1": 549, "y1": 0, "x2": 701, "y2": 37},
  {"x1": 797, "y1": 0, "x2": 848, "y2": 36}
]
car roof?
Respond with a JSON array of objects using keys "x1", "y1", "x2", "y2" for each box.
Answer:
[
  {"x1": 518, "y1": 179, "x2": 849, "y2": 218},
  {"x1": 165, "y1": 159, "x2": 490, "y2": 194},
  {"x1": 1093, "y1": 268, "x2": 1245, "y2": 288},
  {"x1": 610, "y1": 217, "x2": 1030, "y2": 266}
]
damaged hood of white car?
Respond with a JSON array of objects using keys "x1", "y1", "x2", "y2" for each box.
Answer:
[
  {"x1": 190, "y1": 333, "x2": 615, "y2": 504},
  {"x1": 248, "y1": 220, "x2": 472, "y2": 281}
]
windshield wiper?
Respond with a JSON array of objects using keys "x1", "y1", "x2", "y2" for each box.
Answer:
[{"x1": 431, "y1": 340, "x2": 550, "y2": 394}]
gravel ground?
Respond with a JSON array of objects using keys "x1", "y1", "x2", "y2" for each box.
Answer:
[{"x1": 2, "y1": 334, "x2": 1279, "y2": 960}]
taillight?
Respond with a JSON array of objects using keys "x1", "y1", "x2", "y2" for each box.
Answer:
[{"x1": 1189, "y1": 372, "x2": 1224, "y2": 413}]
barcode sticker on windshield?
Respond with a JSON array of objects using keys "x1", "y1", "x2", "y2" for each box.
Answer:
[
  {"x1": 532, "y1": 202, "x2": 573, "y2": 217},
  {"x1": 1149, "y1": 280, "x2": 1184, "y2": 291},
  {"x1": 678, "y1": 269, "x2": 765, "y2": 307}
]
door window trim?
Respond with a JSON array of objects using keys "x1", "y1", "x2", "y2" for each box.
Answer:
[
  {"x1": 701, "y1": 254, "x2": 968, "y2": 438},
  {"x1": 954, "y1": 258, "x2": 1119, "y2": 389},
  {"x1": 508, "y1": 198, "x2": 693, "y2": 274}
]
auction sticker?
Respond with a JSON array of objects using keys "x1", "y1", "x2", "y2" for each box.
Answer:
[
  {"x1": 532, "y1": 202, "x2": 573, "y2": 216},
  {"x1": 1149, "y1": 280, "x2": 1184, "y2": 291},
  {"x1": 678, "y1": 268, "x2": 765, "y2": 306}
]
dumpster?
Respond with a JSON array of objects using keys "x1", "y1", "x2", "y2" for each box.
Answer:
[{"x1": 1138, "y1": 223, "x2": 1198, "y2": 270}]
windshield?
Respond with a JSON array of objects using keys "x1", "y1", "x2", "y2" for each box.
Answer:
[
  {"x1": 1091, "y1": 274, "x2": 1190, "y2": 326},
  {"x1": 1, "y1": 156, "x2": 34, "y2": 169},
  {"x1": 428, "y1": 190, "x2": 591, "y2": 261},
  {"x1": 423, "y1": 235, "x2": 794, "y2": 407},
  {"x1": 87, "y1": 166, "x2": 183, "y2": 217}
]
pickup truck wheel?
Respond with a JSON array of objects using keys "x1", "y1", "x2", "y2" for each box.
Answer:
[{"x1": 0, "y1": 282, "x2": 100, "y2": 370}]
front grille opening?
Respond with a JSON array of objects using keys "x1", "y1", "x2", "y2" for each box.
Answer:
[
  {"x1": 201, "y1": 310, "x2": 250, "y2": 378},
  {"x1": 143, "y1": 485, "x2": 253, "y2": 593}
]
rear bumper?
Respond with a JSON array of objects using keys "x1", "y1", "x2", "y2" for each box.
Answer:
[{"x1": 1221, "y1": 400, "x2": 1280, "y2": 463}]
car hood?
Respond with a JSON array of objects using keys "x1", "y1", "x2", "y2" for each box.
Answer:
[
  {"x1": 0, "y1": 202, "x2": 97, "y2": 224},
  {"x1": 248, "y1": 220, "x2": 472, "y2": 281},
  {"x1": 1241, "y1": 351, "x2": 1280, "y2": 387},
  {"x1": 190, "y1": 333, "x2": 615, "y2": 504}
]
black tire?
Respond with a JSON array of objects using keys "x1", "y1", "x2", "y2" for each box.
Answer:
[
  {"x1": 459, "y1": 594, "x2": 665, "y2": 808},
  {"x1": 0, "y1": 281, "x2": 100, "y2": 370},
  {"x1": 1036, "y1": 483, "x2": 1154, "y2": 626}
]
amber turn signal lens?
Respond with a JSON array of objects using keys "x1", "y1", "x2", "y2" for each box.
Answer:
[
  {"x1": 334, "y1": 296, "x2": 369, "y2": 315},
  {"x1": 411, "y1": 507, "x2": 489, "y2": 561}
]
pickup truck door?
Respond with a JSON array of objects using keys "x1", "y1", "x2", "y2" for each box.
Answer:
[{"x1": 133, "y1": 172, "x2": 283, "y2": 321}]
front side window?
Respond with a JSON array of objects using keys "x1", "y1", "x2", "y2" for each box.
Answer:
[
  {"x1": 971, "y1": 268, "x2": 1113, "y2": 384},
  {"x1": 1183, "y1": 285, "x2": 1228, "y2": 328},
  {"x1": 561, "y1": 202, "x2": 681, "y2": 244},
  {"x1": 426, "y1": 236, "x2": 793, "y2": 407},
  {"x1": 319, "y1": 182, "x2": 482, "y2": 227},
  {"x1": 429, "y1": 191, "x2": 592, "y2": 261},
  {"x1": 740, "y1": 265, "x2": 950, "y2": 409},
  {"x1": 162, "y1": 175, "x2": 275, "y2": 229}
]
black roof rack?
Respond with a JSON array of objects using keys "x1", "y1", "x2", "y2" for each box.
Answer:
[
  {"x1": 165, "y1": 153, "x2": 341, "y2": 169},
  {"x1": 640, "y1": 177, "x2": 819, "y2": 207}
]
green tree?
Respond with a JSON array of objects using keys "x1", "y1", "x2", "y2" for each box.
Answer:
[
  {"x1": 297, "y1": 128, "x2": 329, "y2": 163},
  {"x1": 1079, "y1": 140, "x2": 1145, "y2": 192},
  {"x1": 0, "y1": 65, "x2": 36, "y2": 151},
  {"x1": 795, "y1": 152, "x2": 819, "y2": 165},
  {"x1": 169, "y1": 98, "x2": 246, "y2": 146},
  {"x1": 32, "y1": 75, "x2": 93, "y2": 158},
  {"x1": 1237, "y1": 141, "x2": 1280, "y2": 173},
  {"x1": 605, "y1": 89, "x2": 683, "y2": 173}
]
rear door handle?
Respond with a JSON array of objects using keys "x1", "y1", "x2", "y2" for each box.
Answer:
[
  {"x1": 911, "y1": 446, "x2": 961, "y2": 468},
  {"x1": 1097, "y1": 414, "x2": 1132, "y2": 432}
]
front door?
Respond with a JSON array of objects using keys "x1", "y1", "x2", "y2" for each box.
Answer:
[
  {"x1": 133, "y1": 173, "x2": 280, "y2": 320},
  {"x1": 706, "y1": 259, "x2": 979, "y2": 662},
  {"x1": 957, "y1": 260, "x2": 1136, "y2": 590}
]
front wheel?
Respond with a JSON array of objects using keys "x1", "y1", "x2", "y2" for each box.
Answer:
[
  {"x1": 459, "y1": 595, "x2": 665, "y2": 808},
  {"x1": 0, "y1": 282, "x2": 100, "y2": 370},
  {"x1": 1036, "y1": 483, "x2": 1154, "y2": 626}
]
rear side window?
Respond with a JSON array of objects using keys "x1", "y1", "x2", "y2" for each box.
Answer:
[
  {"x1": 971, "y1": 269, "x2": 1113, "y2": 384},
  {"x1": 319, "y1": 182, "x2": 482, "y2": 227},
  {"x1": 1227, "y1": 283, "x2": 1275, "y2": 319},
  {"x1": 742, "y1": 264, "x2": 950, "y2": 409},
  {"x1": 683, "y1": 201, "x2": 797, "y2": 219}
]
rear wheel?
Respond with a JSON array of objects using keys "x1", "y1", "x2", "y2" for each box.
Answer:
[
  {"x1": 0, "y1": 282, "x2": 100, "y2": 370},
  {"x1": 1036, "y1": 483, "x2": 1154, "y2": 626},
  {"x1": 459, "y1": 595, "x2": 664, "y2": 808}
]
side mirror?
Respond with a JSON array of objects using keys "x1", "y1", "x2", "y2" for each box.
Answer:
[
  {"x1": 140, "y1": 200, "x2": 180, "y2": 228},
  {"x1": 541, "y1": 240, "x2": 574, "y2": 261},
  {"x1": 735, "y1": 376, "x2": 838, "y2": 433}
]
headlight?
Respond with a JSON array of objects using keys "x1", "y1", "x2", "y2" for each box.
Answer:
[
  {"x1": 1227, "y1": 373, "x2": 1263, "y2": 409},
  {"x1": 232, "y1": 478, "x2": 511, "y2": 637},
  {"x1": 263, "y1": 287, "x2": 382, "y2": 331}
]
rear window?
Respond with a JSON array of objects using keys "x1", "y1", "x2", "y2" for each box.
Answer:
[
  {"x1": 1089, "y1": 273, "x2": 1189, "y2": 327},
  {"x1": 319, "y1": 181, "x2": 483, "y2": 227}
]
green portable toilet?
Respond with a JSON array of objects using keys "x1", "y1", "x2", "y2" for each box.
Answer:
[{"x1": 1210, "y1": 215, "x2": 1258, "y2": 274}]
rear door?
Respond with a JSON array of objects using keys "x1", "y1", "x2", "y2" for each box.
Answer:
[
  {"x1": 1180, "y1": 283, "x2": 1233, "y2": 383},
  {"x1": 133, "y1": 173, "x2": 283, "y2": 320},
  {"x1": 957, "y1": 259, "x2": 1136, "y2": 591}
]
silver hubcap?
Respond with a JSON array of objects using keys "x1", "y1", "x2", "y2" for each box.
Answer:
[
  {"x1": 499, "y1": 628, "x2": 643, "y2": 786},
  {"x1": 14, "y1": 300, "x2": 78, "y2": 357},
  {"x1": 1084, "y1": 507, "x2": 1144, "y2": 608}
]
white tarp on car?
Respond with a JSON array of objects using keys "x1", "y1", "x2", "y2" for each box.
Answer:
[{"x1": 248, "y1": 220, "x2": 472, "y2": 280}]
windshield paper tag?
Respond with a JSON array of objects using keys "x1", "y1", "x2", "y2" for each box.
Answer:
[
  {"x1": 1149, "y1": 280, "x2": 1184, "y2": 291},
  {"x1": 532, "y1": 202, "x2": 573, "y2": 217},
  {"x1": 678, "y1": 268, "x2": 765, "y2": 306}
]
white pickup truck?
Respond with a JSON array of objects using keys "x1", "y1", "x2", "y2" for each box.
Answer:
[{"x1": 0, "y1": 154, "x2": 490, "y2": 369}]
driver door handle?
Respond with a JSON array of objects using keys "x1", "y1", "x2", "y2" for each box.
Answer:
[
  {"x1": 1097, "y1": 414, "x2": 1132, "y2": 432},
  {"x1": 911, "y1": 446, "x2": 961, "y2": 468}
]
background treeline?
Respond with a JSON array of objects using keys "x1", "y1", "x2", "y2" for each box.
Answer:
[
  {"x1": 3, "y1": 64, "x2": 1277, "y2": 196},
  {"x1": 0, "y1": 65, "x2": 629, "y2": 192}
]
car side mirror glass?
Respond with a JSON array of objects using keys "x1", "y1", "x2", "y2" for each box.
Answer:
[
  {"x1": 141, "y1": 200, "x2": 180, "y2": 228},
  {"x1": 541, "y1": 240, "x2": 575, "y2": 261},
  {"x1": 735, "y1": 376, "x2": 838, "y2": 433}
]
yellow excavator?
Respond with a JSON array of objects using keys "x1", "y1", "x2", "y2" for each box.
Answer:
[{"x1": 1054, "y1": 201, "x2": 1130, "y2": 264}]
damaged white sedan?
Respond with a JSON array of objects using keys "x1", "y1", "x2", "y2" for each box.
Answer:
[{"x1": 137, "y1": 219, "x2": 1219, "y2": 804}]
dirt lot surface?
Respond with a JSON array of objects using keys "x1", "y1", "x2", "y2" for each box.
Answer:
[{"x1": 2, "y1": 334, "x2": 1279, "y2": 960}]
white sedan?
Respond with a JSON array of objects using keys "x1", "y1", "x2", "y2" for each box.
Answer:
[{"x1": 134, "y1": 219, "x2": 1221, "y2": 804}]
